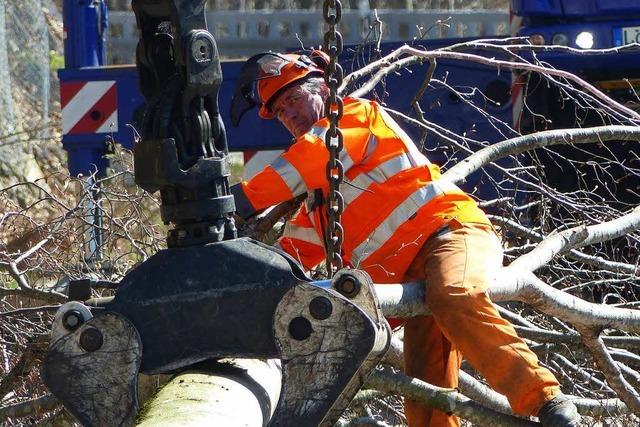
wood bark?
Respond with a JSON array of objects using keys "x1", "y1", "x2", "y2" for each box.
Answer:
[{"x1": 136, "y1": 359, "x2": 282, "y2": 426}]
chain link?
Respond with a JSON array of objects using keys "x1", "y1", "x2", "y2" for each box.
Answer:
[{"x1": 322, "y1": 0, "x2": 344, "y2": 277}]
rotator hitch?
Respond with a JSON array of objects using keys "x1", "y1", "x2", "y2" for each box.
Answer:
[{"x1": 41, "y1": 1, "x2": 390, "y2": 426}]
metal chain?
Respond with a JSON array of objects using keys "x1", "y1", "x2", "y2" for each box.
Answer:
[{"x1": 322, "y1": 0, "x2": 345, "y2": 277}]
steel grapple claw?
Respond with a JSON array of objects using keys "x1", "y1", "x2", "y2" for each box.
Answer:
[
  {"x1": 272, "y1": 275, "x2": 390, "y2": 427},
  {"x1": 42, "y1": 240, "x2": 389, "y2": 427},
  {"x1": 42, "y1": 311, "x2": 142, "y2": 427}
]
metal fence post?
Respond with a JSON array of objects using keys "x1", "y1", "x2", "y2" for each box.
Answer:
[{"x1": 62, "y1": 0, "x2": 109, "y2": 270}]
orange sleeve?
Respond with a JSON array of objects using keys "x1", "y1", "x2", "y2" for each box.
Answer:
[{"x1": 242, "y1": 166, "x2": 294, "y2": 209}]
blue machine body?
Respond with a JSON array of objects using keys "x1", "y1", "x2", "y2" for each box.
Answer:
[
  {"x1": 60, "y1": 0, "x2": 640, "y2": 180},
  {"x1": 62, "y1": 0, "x2": 107, "y2": 68},
  {"x1": 60, "y1": 0, "x2": 112, "y2": 176},
  {"x1": 512, "y1": 0, "x2": 640, "y2": 18},
  {"x1": 513, "y1": 0, "x2": 640, "y2": 116},
  {"x1": 514, "y1": 0, "x2": 640, "y2": 52}
]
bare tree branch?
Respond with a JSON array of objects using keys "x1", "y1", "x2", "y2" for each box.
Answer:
[
  {"x1": 366, "y1": 367, "x2": 538, "y2": 427},
  {"x1": 442, "y1": 126, "x2": 640, "y2": 185},
  {"x1": 578, "y1": 329, "x2": 640, "y2": 413},
  {"x1": 343, "y1": 45, "x2": 640, "y2": 121},
  {"x1": 0, "y1": 394, "x2": 59, "y2": 420}
]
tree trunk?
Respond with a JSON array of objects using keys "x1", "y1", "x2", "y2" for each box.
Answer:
[{"x1": 137, "y1": 359, "x2": 282, "y2": 426}]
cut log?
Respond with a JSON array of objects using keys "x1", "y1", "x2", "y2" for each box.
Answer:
[{"x1": 137, "y1": 359, "x2": 282, "y2": 426}]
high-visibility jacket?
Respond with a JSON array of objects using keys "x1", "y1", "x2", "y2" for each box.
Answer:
[{"x1": 232, "y1": 97, "x2": 490, "y2": 283}]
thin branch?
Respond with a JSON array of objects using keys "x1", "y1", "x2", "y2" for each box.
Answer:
[
  {"x1": 442, "y1": 126, "x2": 640, "y2": 185},
  {"x1": 0, "y1": 394, "x2": 59, "y2": 420},
  {"x1": 610, "y1": 349, "x2": 640, "y2": 369},
  {"x1": 0, "y1": 286, "x2": 66, "y2": 304},
  {"x1": 513, "y1": 325, "x2": 640, "y2": 351},
  {"x1": 510, "y1": 226, "x2": 588, "y2": 272},
  {"x1": 14, "y1": 237, "x2": 52, "y2": 265},
  {"x1": 549, "y1": 352, "x2": 615, "y2": 396},
  {"x1": 578, "y1": 329, "x2": 640, "y2": 413},
  {"x1": 490, "y1": 214, "x2": 640, "y2": 275},
  {"x1": 365, "y1": 367, "x2": 538, "y2": 427},
  {"x1": 0, "y1": 261, "x2": 32, "y2": 290}
]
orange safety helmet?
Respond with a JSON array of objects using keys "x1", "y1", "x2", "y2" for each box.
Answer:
[{"x1": 230, "y1": 51, "x2": 329, "y2": 127}]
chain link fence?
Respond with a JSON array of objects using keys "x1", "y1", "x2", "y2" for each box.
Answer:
[
  {"x1": 0, "y1": 0, "x2": 58, "y2": 139},
  {"x1": 0, "y1": 0, "x2": 65, "y2": 205},
  {"x1": 0, "y1": 0, "x2": 63, "y2": 200}
]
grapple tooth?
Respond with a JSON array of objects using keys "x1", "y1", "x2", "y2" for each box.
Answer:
[
  {"x1": 42, "y1": 312, "x2": 141, "y2": 427},
  {"x1": 271, "y1": 278, "x2": 390, "y2": 427}
]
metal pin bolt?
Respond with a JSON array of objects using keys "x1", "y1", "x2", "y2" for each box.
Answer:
[
  {"x1": 309, "y1": 296, "x2": 332, "y2": 320},
  {"x1": 62, "y1": 310, "x2": 84, "y2": 331},
  {"x1": 288, "y1": 316, "x2": 313, "y2": 341},
  {"x1": 192, "y1": 37, "x2": 212, "y2": 63},
  {"x1": 336, "y1": 275, "x2": 360, "y2": 299},
  {"x1": 79, "y1": 328, "x2": 103, "y2": 352}
]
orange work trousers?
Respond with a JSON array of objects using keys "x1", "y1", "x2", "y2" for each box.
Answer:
[{"x1": 403, "y1": 221, "x2": 561, "y2": 427}]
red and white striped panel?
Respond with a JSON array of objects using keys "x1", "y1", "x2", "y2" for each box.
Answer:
[{"x1": 61, "y1": 80, "x2": 118, "y2": 135}]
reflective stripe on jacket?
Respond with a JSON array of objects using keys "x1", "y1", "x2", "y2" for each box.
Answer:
[{"x1": 232, "y1": 97, "x2": 490, "y2": 282}]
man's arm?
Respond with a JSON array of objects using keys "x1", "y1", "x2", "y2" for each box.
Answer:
[
  {"x1": 230, "y1": 134, "x2": 324, "y2": 219},
  {"x1": 231, "y1": 154, "x2": 307, "y2": 219}
]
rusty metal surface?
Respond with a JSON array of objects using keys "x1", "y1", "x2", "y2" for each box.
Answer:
[
  {"x1": 42, "y1": 312, "x2": 142, "y2": 427},
  {"x1": 272, "y1": 278, "x2": 390, "y2": 426}
]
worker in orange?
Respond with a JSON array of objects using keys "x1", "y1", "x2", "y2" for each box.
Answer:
[{"x1": 229, "y1": 51, "x2": 580, "y2": 427}]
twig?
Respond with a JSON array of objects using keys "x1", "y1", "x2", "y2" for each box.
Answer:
[
  {"x1": 578, "y1": 329, "x2": 640, "y2": 413},
  {"x1": 0, "y1": 394, "x2": 59, "y2": 420},
  {"x1": 442, "y1": 126, "x2": 640, "y2": 185}
]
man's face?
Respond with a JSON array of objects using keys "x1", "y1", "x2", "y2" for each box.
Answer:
[{"x1": 271, "y1": 83, "x2": 325, "y2": 138}]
